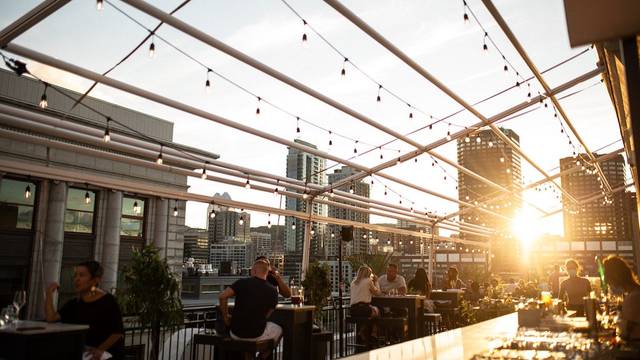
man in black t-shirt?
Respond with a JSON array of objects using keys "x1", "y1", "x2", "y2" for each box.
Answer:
[
  {"x1": 256, "y1": 256, "x2": 291, "y2": 298},
  {"x1": 219, "y1": 260, "x2": 282, "y2": 352}
]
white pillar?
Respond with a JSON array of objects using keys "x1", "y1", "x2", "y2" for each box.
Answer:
[
  {"x1": 43, "y1": 181, "x2": 67, "y2": 307},
  {"x1": 154, "y1": 198, "x2": 168, "y2": 256},
  {"x1": 101, "y1": 190, "x2": 122, "y2": 293},
  {"x1": 27, "y1": 180, "x2": 49, "y2": 320}
]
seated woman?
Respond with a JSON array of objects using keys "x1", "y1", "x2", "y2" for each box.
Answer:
[
  {"x1": 46, "y1": 261, "x2": 124, "y2": 360},
  {"x1": 604, "y1": 256, "x2": 640, "y2": 341},
  {"x1": 466, "y1": 281, "x2": 482, "y2": 304},
  {"x1": 407, "y1": 268, "x2": 432, "y2": 297},
  {"x1": 558, "y1": 259, "x2": 591, "y2": 316},
  {"x1": 443, "y1": 266, "x2": 466, "y2": 290},
  {"x1": 350, "y1": 266, "x2": 381, "y2": 346}
]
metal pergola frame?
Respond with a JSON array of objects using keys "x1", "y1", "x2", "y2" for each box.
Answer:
[{"x1": 0, "y1": 0, "x2": 628, "y2": 279}]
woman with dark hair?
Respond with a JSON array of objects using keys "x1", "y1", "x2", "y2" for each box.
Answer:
[
  {"x1": 604, "y1": 256, "x2": 640, "y2": 341},
  {"x1": 407, "y1": 268, "x2": 432, "y2": 297},
  {"x1": 558, "y1": 259, "x2": 591, "y2": 316},
  {"x1": 45, "y1": 261, "x2": 124, "y2": 360}
]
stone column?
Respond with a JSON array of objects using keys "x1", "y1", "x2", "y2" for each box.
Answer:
[
  {"x1": 43, "y1": 181, "x2": 67, "y2": 308},
  {"x1": 27, "y1": 180, "x2": 49, "y2": 320},
  {"x1": 153, "y1": 198, "x2": 168, "y2": 257},
  {"x1": 101, "y1": 191, "x2": 122, "y2": 293}
]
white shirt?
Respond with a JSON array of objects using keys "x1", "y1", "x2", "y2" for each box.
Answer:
[
  {"x1": 350, "y1": 277, "x2": 379, "y2": 305},
  {"x1": 378, "y1": 274, "x2": 407, "y2": 293}
]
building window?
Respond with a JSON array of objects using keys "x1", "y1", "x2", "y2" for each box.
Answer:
[
  {"x1": 0, "y1": 178, "x2": 36, "y2": 231},
  {"x1": 121, "y1": 197, "x2": 145, "y2": 238},
  {"x1": 64, "y1": 188, "x2": 96, "y2": 234}
]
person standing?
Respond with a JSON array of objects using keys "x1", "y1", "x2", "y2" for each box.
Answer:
[
  {"x1": 378, "y1": 264, "x2": 407, "y2": 295},
  {"x1": 45, "y1": 261, "x2": 124, "y2": 360},
  {"x1": 603, "y1": 255, "x2": 640, "y2": 341},
  {"x1": 548, "y1": 264, "x2": 561, "y2": 297},
  {"x1": 219, "y1": 259, "x2": 281, "y2": 358},
  {"x1": 558, "y1": 259, "x2": 591, "y2": 316}
]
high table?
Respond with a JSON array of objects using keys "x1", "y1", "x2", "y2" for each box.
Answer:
[
  {"x1": 372, "y1": 295, "x2": 425, "y2": 339},
  {"x1": 343, "y1": 312, "x2": 518, "y2": 360},
  {"x1": 0, "y1": 321, "x2": 89, "y2": 360},
  {"x1": 223, "y1": 304, "x2": 315, "y2": 360}
]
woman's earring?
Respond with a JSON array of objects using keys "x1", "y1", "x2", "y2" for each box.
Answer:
[{"x1": 90, "y1": 285, "x2": 96, "y2": 296}]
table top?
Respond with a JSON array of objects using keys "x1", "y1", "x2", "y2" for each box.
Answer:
[
  {"x1": 343, "y1": 312, "x2": 519, "y2": 360},
  {"x1": 0, "y1": 321, "x2": 89, "y2": 336},
  {"x1": 275, "y1": 304, "x2": 315, "y2": 312},
  {"x1": 373, "y1": 295, "x2": 426, "y2": 300}
]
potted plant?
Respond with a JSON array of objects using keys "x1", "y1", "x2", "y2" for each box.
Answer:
[
  {"x1": 302, "y1": 262, "x2": 332, "y2": 325},
  {"x1": 118, "y1": 245, "x2": 183, "y2": 360}
]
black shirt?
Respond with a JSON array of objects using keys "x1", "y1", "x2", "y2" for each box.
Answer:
[
  {"x1": 59, "y1": 293, "x2": 124, "y2": 359},
  {"x1": 230, "y1": 277, "x2": 278, "y2": 338}
]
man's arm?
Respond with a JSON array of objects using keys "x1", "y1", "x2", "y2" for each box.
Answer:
[
  {"x1": 398, "y1": 276, "x2": 408, "y2": 295},
  {"x1": 218, "y1": 287, "x2": 235, "y2": 327},
  {"x1": 272, "y1": 271, "x2": 291, "y2": 298}
]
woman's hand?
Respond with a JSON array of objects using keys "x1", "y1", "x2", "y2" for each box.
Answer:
[
  {"x1": 372, "y1": 274, "x2": 378, "y2": 282},
  {"x1": 46, "y1": 282, "x2": 59, "y2": 297},
  {"x1": 86, "y1": 347, "x2": 104, "y2": 360}
]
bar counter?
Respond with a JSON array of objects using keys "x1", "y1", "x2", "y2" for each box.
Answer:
[{"x1": 343, "y1": 312, "x2": 519, "y2": 360}]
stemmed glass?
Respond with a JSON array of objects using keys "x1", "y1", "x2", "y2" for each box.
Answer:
[{"x1": 13, "y1": 290, "x2": 26, "y2": 322}]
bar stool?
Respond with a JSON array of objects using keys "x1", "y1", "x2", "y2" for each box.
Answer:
[
  {"x1": 192, "y1": 333, "x2": 275, "y2": 360},
  {"x1": 424, "y1": 313, "x2": 442, "y2": 335}
]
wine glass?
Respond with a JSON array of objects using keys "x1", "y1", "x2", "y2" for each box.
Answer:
[{"x1": 13, "y1": 290, "x2": 26, "y2": 321}]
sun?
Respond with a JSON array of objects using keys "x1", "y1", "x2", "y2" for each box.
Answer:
[{"x1": 510, "y1": 208, "x2": 542, "y2": 252}]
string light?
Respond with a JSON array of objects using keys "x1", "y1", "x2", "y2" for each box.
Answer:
[
  {"x1": 156, "y1": 145, "x2": 163, "y2": 165},
  {"x1": 376, "y1": 84, "x2": 382, "y2": 102},
  {"x1": 384, "y1": 186, "x2": 388, "y2": 196},
  {"x1": 96, "y1": 0, "x2": 103, "y2": 11},
  {"x1": 446, "y1": 123, "x2": 452, "y2": 141},
  {"x1": 148, "y1": 35, "x2": 156, "y2": 58},
  {"x1": 476, "y1": 137, "x2": 481, "y2": 144},
  {"x1": 328, "y1": 131, "x2": 333, "y2": 146},
  {"x1": 173, "y1": 206, "x2": 178, "y2": 217},
  {"x1": 349, "y1": 183, "x2": 354, "y2": 194},
  {"x1": 24, "y1": 185, "x2": 31, "y2": 199},
  {"x1": 465, "y1": 135, "x2": 470, "y2": 143},
  {"x1": 488, "y1": 141, "x2": 493, "y2": 148},
  {"x1": 39, "y1": 83, "x2": 48, "y2": 109},
  {"x1": 482, "y1": 32, "x2": 488, "y2": 51},
  {"x1": 267, "y1": 214, "x2": 272, "y2": 229},
  {"x1": 209, "y1": 207, "x2": 216, "y2": 219},
  {"x1": 407, "y1": 104, "x2": 413, "y2": 119},
  {"x1": 341, "y1": 58, "x2": 347, "y2": 77},
  {"x1": 296, "y1": 117, "x2": 300, "y2": 133},
  {"x1": 133, "y1": 201, "x2": 140, "y2": 214},
  {"x1": 205, "y1": 69, "x2": 212, "y2": 93},
  {"x1": 256, "y1": 97, "x2": 261, "y2": 115},
  {"x1": 353, "y1": 140, "x2": 358, "y2": 154},
  {"x1": 291, "y1": 221, "x2": 296, "y2": 230},
  {"x1": 84, "y1": 191, "x2": 91, "y2": 204},
  {"x1": 499, "y1": 157, "x2": 505, "y2": 163},
  {"x1": 329, "y1": 188, "x2": 335, "y2": 198},
  {"x1": 239, "y1": 215, "x2": 245, "y2": 225},
  {"x1": 301, "y1": 20, "x2": 308, "y2": 47},
  {"x1": 103, "y1": 117, "x2": 111, "y2": 142},
  {"x1": 245, "y1": 178, "x2": 251, "y2": 190},
  {"x1": 201, "y1": 162, "x2": 208, "y2": 180}
]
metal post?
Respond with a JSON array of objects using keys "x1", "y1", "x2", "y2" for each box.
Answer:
[
  {"x1": 338, "y1": 236, "x2": 344, "y2": 357},
  {"x1": 428, "y1": 225, "x2": 435, "y2": 283}
]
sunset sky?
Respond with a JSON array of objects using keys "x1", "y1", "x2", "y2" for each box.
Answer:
[{"x1": 0, "y1": 0, "x2": 625, "y2": 236}]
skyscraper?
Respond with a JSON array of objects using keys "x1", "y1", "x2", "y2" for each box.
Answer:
[
  {"x1": 560, "y1": 153, "x2": 635, "y2": 273},
  {"x1": 327, "y1": 166, "x2": 370, "y2": 257},
  {"x1": 207, "y1": 192, "x2": 251, "y2": 244},
  {"x1": 284, "y1": 139, "x2": 328, "y2": 278},
  {"x1": 457, "y1": 128, "x2": 522, "y2": 272}
]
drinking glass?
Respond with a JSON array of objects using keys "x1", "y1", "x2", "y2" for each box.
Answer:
[{"x1": 13, "y1": 290, "x2": 26, "y2": 320}]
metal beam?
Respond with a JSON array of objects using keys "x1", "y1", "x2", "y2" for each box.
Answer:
[
  {"x1": 481, "y1": 0, "x2": 613, "y2": 194},
  {"x1": 0, "y1": 0, "x2": 71, "y2": 47}
]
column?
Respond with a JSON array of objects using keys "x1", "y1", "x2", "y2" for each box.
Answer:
[
  {"x1": 101, "y1": 190, "x2": 122, "y2": 293},
  {"x1": 154, "y1": 198, "x2": 168, "y2": 257},
  {"x1": 43, "y1": 181, "x2": 67, "y2": 308}
]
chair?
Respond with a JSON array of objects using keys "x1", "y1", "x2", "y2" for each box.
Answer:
[
  {"x1": 345, "y1": 316, "x2": 384, "y2": 353},
  {"x1": 424, "y1": 313, "x2": 442, "y2": 335},
  {"x1": 191, "y1": 333, "x2": 275, "y2": 360}
]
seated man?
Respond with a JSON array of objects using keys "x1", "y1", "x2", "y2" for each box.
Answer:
[
  {"x1": 256, "y1": 256, "x2": 291, "y2": 298},
  {"x1": 219, "y1": 260, "x2": 281, "y2": 358},
  {"x1": 378, "y1": 263, "x2": 407, "y2": 295}
]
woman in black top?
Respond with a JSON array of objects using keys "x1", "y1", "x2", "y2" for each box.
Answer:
[
  {"x1": 407, "y1": 268, "x2": 432, "y2": 297},
  {"x1": 45, "y1": 261, "x2": 124, "y2": 360}
]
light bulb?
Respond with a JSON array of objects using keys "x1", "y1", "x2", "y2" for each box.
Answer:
[
  {"x1": 302, "y1": 192, "x2": 309, "y2": 200},
  {"x1": 239, "y1": 216, "x2": 244, "y2": 225},
  {"x1": 465, "y1": 136, "x2": 470, "y2": 143},
  {"x1": 310, "y1": 229, "x2": 315, "y2": 236},
  {"x1": 245, "y1": 180, "x2": 251, "y2": 189},
  {"x1": 24, "y1": 185, "x2": 31, "y2": 199},
  {"x1": 463, "y1": 13, "x2": 469, "y2": 22},
  {"x1": 291, "y1": 222, "x2": 296, "y2": 230},
  {"x1": 97, "y1": 0, "x2": 103, "y2": 11},
  {"x1": 274, "y1": 187, "x2": 279, "y2": 195},
  {"x1": 267, "y1": 220, "x2": 272, "y2": 229},
  {"x1": 133, "y1": 201, "x2": 140, "y2": 214},
  {"x1": 39, "y1": 93, "x2": 48, "y2": 109},
  {"x1": 84, "y1": 191, "x2": 91, "y2": 204},
  {"x1": 349, "y1": 185, "x2": 354, "y2": 194},
  {"x1": 156, "y1": 152, "x2": 163, "y2": 165},
  {"x1": 209, "y1": 209, "x2": 216, "y2": 219},
  {"x1": 173, "y1": 206, "x2": 178, "y2": 217},
  {"x1": 149, "y1": 41, "x2": 155, "y2": 58},
  {"x1": 329, "y1": 189, "x2": 335, "y2": 198},
  {"x1": 476, "y1": 137, "x2": 481, "y2": 143},
  {"x1": 103, "y1": 128, "x2": 110, "y2": 142},
  {"x1": 499, "y1": 157, "x2": 505, "y2": 163},
  {"x1": 205, "y1": 79, "x2": 211, "y2": 93},
  {"x1": 446, "y1": 132, "x2": 451, "y2": 141},
  {"x1": 201, "y1": 169, "x2": 207, "y2": 180},
  {"x1": 488, "y1": 141, "x2": 493, "y2": 147}
]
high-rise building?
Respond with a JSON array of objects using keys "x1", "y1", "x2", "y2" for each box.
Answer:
[
  {"x1": 207, "y1": 207, "x2": 251, "y2": 244},
  {"x1": 183, "y1": 227, "x2": 209, "y2": 264},
  {"x1": 284, "y1": 139, "x2": 328, "y2": 278},
  {"x1": 327, "y1": 166, "x2": 370, "y2": 257},
  {"x1": 252, "y1": 224, "x2": 285, "y2": 253},
  {"x1": 457, "y1": 128, "x2": 522, "y2": 273},
  {"x1": 560, "y1": 153, "x2": 635, "y2": 273},
  {"x1": 210, "y1": 242, "x2": 250, "y2": 274}
]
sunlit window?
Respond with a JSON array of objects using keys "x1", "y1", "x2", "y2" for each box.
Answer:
[{"x1": 0, "y1": 178, "x2": 36, "y2": 231}]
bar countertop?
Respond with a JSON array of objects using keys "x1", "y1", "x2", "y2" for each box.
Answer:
[
  {"x1": 0, "y1": 320, "x2": 89, "y2": 335},
  {"x1": 343, "y1": 312, "x2": 518, "y2": 360}
]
